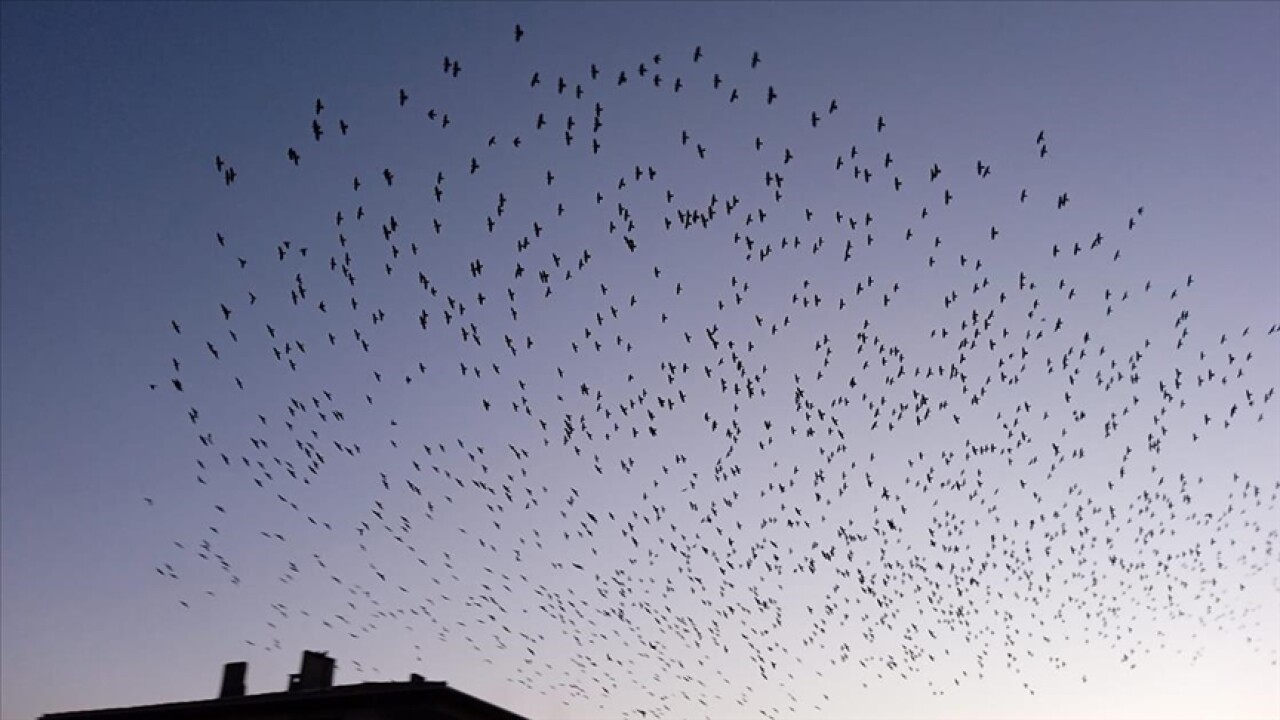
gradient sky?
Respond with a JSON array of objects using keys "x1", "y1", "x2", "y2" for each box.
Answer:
[{"x1": 2, "y1": 3, "x2": 1278, "y2": 720}]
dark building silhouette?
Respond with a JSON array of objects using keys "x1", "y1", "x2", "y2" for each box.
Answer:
[{"x1": 39, "y1": 651, "x2": 528, "y2": 720}]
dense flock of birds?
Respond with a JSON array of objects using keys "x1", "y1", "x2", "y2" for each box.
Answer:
[{"x1": 153, "y1": 24, "x2": 1279, "y2": 718}]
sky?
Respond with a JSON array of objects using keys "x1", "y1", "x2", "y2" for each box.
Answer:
[{"x1": 2, "y1": 3, "x2": 1278, "y2": 720}]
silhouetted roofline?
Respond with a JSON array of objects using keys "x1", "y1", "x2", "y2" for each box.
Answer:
[{"x1": 39, "y1": 680, "x2": 529, "y2": 720}]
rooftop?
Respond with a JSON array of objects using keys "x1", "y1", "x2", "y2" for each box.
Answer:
[{"x1": 39, "y1": 652, "x2": 528, "y2": 720}]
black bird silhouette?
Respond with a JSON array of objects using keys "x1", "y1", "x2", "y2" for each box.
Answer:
[{"x1": 162, "y1": 32, "x2": 1277, "y2": 720}]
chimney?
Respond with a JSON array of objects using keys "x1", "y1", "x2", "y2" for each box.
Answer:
[
  {"x1": 288, "y1": 651, "x2": 335, "y2": 692},
  {"x1": 219, "y1": 662, "x2": 247, "y2": 699}
]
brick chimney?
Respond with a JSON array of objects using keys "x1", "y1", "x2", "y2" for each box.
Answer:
[
  {"x1": 219, "y1": 661, "x2": 247, "y2": 698},
  {"x1": 288, "y1": 651, "x2": 334, "y2": 692}
]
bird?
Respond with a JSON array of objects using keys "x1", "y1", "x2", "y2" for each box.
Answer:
[{"x1": 157, "y1": 30, "x2": 1278, "y2": 720}]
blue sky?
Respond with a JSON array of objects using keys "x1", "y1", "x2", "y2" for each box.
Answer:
[{"x1": 2, "y1": 3, "x2": 1278, "y2": 719}]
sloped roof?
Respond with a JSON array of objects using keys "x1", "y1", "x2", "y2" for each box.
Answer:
[{"x1": 40, "y1": 680, "x2": 529, "y2": 720}]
